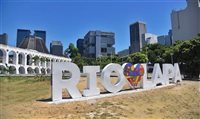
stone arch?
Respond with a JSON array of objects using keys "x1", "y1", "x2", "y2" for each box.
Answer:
[
  {"x1": 40, "y1": 57, "x2": 46, "y2": 67},
  {"x1": 51, "y1": 59, "x2": 55, "y2": 63},
  {"x1": 19, "y1": 66, "x2": 25, "y2": 74},
  {"x1": 56, "y1": 59, "x2": 59, "y2": 62},
  {"x1": 34, "y1": 67, "x2": 40, "y2": 74},
  {"x1": 18, "y1": 52, "x2": 25, "y2": 65},
  {"x1": 8, "y1": 50, "x2": 17, "y2": 64},
  {"x1": 26, "y1": 54, "x2": 32, "y2": 65},
  {"x1": 46, "y1": 58, "x2": 50, "y2": 67},
  {"x1": 9, "y1": 66, "x2": 16, "y2": 74},
  {"x1": 41, "y1": 68, "x2": 46, "y2": 74},
  {"x1": 32, "y1": 55, "x2": 40, "y2": 66},
  {"x1": 47, "y1": 68, "x2": 51, "y2": 74},
  {"x1": 0, "y1": 49, "x2": 7, "y2": 63},
  {"x1": 0, "y1": 65, "x2": 6, "y2": 74},
  {"x1": 27, "y1": 67, "x2": 34, "y2": 74}
]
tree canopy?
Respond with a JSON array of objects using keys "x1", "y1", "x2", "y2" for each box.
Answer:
[
  {"x1": 64, "y1": 35, "x2": 200, "y2": 77},
  {"x1": 64, "y1": 43, "x2": 80, "y2": 59}
]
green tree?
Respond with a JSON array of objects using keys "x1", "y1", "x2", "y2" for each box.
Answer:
[
  {"x1": 142, "y1": 44, "x2": 167, "y2": 63},
  {"x1": 173, "y1": 36, "x2": 200, "y2": 78},
  {"x1": 129, "y1": 52, "x2": 148, "y2": 63},
  {"x1": 73, "y1": 56, "x2": 88, "y2": 71},
  {"x1": 64, "y1": 43, "x2": 79, "y2": 59}
]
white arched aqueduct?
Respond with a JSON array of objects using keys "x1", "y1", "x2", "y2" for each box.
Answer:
[{"x1": 0, "y1": 44, "x2": 71, "y2": 75}]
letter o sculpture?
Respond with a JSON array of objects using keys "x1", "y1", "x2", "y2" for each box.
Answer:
[{"x1": 101, "y1": 63, "x2": 126, "y2": 93}]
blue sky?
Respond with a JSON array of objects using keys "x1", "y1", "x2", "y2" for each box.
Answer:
[{"x1": 0, "y1": 0, "x2": 186, "y2": 52}]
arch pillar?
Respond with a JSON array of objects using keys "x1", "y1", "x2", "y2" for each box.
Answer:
[
  {"x1": 16, "y1": 66, "x2": 19, "y2": 74},
  {"x1": 25, "y1": 66, "x2": 28, "y2": 74},
  {"x1": 15, "y1": 52, "x2": 19, "y2": 65},
  {"x1": 24, "y1": 54, "x2": 27, "y2": 66},
  {"x1": 5, "y1": 51, "x2": 9, "y2": 64},
  {"x1": 44, "y1": 61, "x2": 46, "y2": 67}
]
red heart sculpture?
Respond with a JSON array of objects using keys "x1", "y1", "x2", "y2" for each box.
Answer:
[{"x1": 123, "y1": 63, "x2": 144, "y2": 87}]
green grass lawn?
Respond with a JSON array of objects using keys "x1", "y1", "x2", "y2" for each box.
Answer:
[
  {"x1": 0, "y1": 76, "x2": 51, "y2": 119},
  {"x1": 0, "y1": 76, "x2": 51, "y2": 105},
  {"x1": 0, "y1": 76, "x2": 200, "y2": 119}
]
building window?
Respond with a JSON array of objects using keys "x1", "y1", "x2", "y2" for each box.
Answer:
[
  {"x1": 91, "y1": 44, "x2": 95, "y2": 47},
  {"x1": 177, "y1": 12, "x2": 180, "y2": 29},
  {"x1": 92, "y1": 54, "x2": 95, "y2": 57},
  {"x1": 101, "y1": 35, "x2": 108, "y2": 37},
  {"x1": 107, "y1": 44, "x2": 112, "y2": 47},
  {"x1": 101, "y1": 48, "x2": 107, "y2": 53}
]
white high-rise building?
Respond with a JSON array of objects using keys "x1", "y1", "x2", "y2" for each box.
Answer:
[
  {"x1": 142, "y1": 33, "x2": 158, "y2": 47},
  {"x1": 82, "y1": 31, "x2": 115, "y2": 58},
  {"x1": 171, "y1": 0, "x2": 200, "y2": 43}
]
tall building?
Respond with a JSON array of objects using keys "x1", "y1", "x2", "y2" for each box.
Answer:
[
  {"x1": 79, "y1": 30, "x2": 115, "y2": 58},
  {"x1": 16, "y1": 29, "x2": 31, "y2": 47},
  {"x1": 158, "y1": 30, "x2": 173, "y2": 46},
  {"x1": 129, "y1": 21, "x2": 147, "y2": 54},
  {"x1": 76, "y1": 38, "x2": 84, "y2": 56},
  {"x1": 158, "y1": 35, "x2": 170, "y2": 45},
  {"x1": 142, "y1": 33, "x2": 158, "y2": 47},
  {"x1": 50, "y1": 41, "x2": 63, "y2": 56},
  {"x1": 171, "y1": 0, "x2": 200, "y2": 43},
  {"x1": 34, "y1": 30, "x2": 46, "y2": 44},
  {"x1": 168, "y1": 29, "x2": 173, "y2": 45},
  {"x1": 19, "y1": 35, "x2": 49, "y2": 54},
  {"x1": 16, "y1": 29, "x2": 47, "y2": 47},
  {"x1": 0, "y1": 33, "x2": 8, "y2": 45}
]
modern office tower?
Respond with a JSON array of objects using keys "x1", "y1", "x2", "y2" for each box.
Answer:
[
  {"x1": 117, "y1": 49, "x2": 129, "y2": 57},
  {"x1": 50, "y1": 41, "x2": 63, "y2": 56},
  {"x1": 16, "y1": 29, "x2": 31, "y2": 47},
  {"x1": 82, "y1": 30, "x2": 115, "y2": 58},
  {"x1": 168, "y1": 29, "x2": 173, "y2": 45},
  {"x1": 0, "y1": 33, "x2": 8, "y2": 45},
  {"x1": 142, "y1": 33, "x2": 158, "y2": 47},
  {"x1": 34, "y1": 30, "x2": 46, "y2": 44},
  {"x1": 19, "y1": 35, "x2": 49, "y2": 54},
  {"x1": 158, "y1": 35, "x2": 170, "y2": 45},
  {"x1": 171, "y1": 0, "x2": 200, "y2": 43},
  {"x1": 158, "y1": 30, "x2": 173, "y2": 46},
  {"x1": 129, "y1": 21, "x2": 147, "y2": 54},
  {"x1": 76, "y1": 38, "x2": 84, "y2": 56}
]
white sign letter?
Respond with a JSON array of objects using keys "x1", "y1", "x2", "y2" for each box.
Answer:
[
  {"x1": 52, "y1": 62, "x2": 82, "y2": 102},
  {"x1": 141, "y1": 64, "x2": 154, "y2": 89},
  {"x1": 163, "y1": 64, "x2": 174, "y2": 85},
  {"x1": 173, "y1": 63, "x2": 182, "y2": 83},
  {"x1": 152, "y1": 63, "x2": 164, "y2": 85},
  {"x1": 101, "y1": 63, "x2": 126, "y2": 93},
  {"x1": 83, "y1": 66, "x2": 100, "y2": 97}
]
